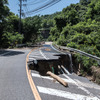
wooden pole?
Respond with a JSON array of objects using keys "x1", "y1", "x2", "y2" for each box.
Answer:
[{"x1": 47, "y1": 71, "x2": 68, "y2": 87}]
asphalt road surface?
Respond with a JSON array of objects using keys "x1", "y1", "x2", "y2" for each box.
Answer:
[
  {"x1": 0, "y1": 44, "x2": 100, "y2": 100},
  {"x1": 0, "y1": 48, "x2": 35, "y2": 100},
  {"x1": 29, "y1": 43, "x2": 100, "y2": 100}
]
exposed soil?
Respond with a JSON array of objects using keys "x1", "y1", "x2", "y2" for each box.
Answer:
[
  {"x1": 28, "y1": 52, "x2": 100, "y2": 85},
  {"x1": 28, "y1": 54, "x2": 71, "y2": 76}
]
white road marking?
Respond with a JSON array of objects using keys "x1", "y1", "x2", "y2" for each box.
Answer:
[
  {"x1": 32, "y1": 72, "x2": 100, "y2": 91},
  {"x1": 29, "y1": 56, "x2": 44, "y2": 58},
  {"x1": 32, "y1": 72, "x2": 100, "y2": 99},
  {"x1": 32, "y1": 73, "x2": 53, "y2": 80},
  {"x1": 63, "y1": 74, "x2": 76, "y2": 83},
  {"x1": 30, "y1": 54, "x2": 42, "y2": 56},
  {"x1": 50, "y1": 44, "x2": 100, "y2": 96},
  {"x1": 30, "y1": 53, "x2": 43, "y2": 57},
  {"x1": 37, "y1": 86, "x2": 99, "y2": 100},
  {"x1": 0, "y1": 51, "x2": 11, "y2": 56},
  {"x1": 30, "y1": 48, "x2": 50, "y2": 60},
  {"x1": 39, "y1": 49, "x2": 49, "y2": 60},
  {"x1": 74, "y1": 79, "x2": 100, "y2": 90},
  {"x1": 30, "y1": 44, "x2": 100, "y2": 99},
  {"x1": 31, "y1": 73, "x2": 75, "y2": 84},
  {"x1": 31, "y1": 52, "x2": 41, "y2": 55},
  {"x1": 63, "y1": 74, "x2": 92, "y2": 95},
  {"x1": 30, "y1": 51, "x2": 41, "y2": 55}
]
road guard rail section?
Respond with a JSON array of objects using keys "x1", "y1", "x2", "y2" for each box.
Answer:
[{"x1": 53, "y1": 43, "x2": 100, "y2": 65}]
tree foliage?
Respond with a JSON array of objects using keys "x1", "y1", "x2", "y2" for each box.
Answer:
[
  {"x1": 0, "y1": 0, "x2": 9, "y2": 21},
  {"x1": 1, "y1": 32, "x2": 23, "y2": 48},
  {"x1": 0, "y1": 0, "x2": 9, "y2": 45},
  {"x1": 22, "y1": 15, "x2": 41, "y2": 43},
  {"x1": 48, "y1": 0, "x2": 100, "y2": 73}
]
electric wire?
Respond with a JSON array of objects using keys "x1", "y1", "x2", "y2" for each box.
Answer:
[
  {"x1": 25, "y1": 0, "x2": 61, "y2": 15},
  {"x1": 22, "y1": 0, "x2": 61, "y2": 16},
  {"x1": 26, "y1": 0, "x2": 46, "y2": 5}
]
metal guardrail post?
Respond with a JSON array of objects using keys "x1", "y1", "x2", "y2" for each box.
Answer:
[{"x1": 53, "y1": 43, "x2": 100, "y2": 66}]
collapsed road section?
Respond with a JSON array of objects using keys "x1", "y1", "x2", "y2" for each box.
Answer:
[
  {"x1": 28, "y1": 45, "x2": 100, "y2": 100},
  {"x1": 28, "y1": 44, "x2": 72, "y2": 76},
  {"x1": 27, "y1": 43, "x2": 100, "y2": 100}
]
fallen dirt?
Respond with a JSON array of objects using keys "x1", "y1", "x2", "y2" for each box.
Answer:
[{"x1": 90, "y1": 66, "x2": 100, "y2": 84}]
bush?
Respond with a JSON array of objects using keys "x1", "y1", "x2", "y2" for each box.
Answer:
[
  {"x1": 67, "y1": 42, "x2": 79, "y2": 48},
  {"x1": 1, "y1": 32, "x2": 24, "y2": 48},
  {"x1": 74, "y1": 53, "x2": 98, "y2": 74},
  {"x1": 57, "y1": 34, "x2": 67, "y2": 46}
]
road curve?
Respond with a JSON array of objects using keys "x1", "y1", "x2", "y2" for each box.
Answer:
[{"x1": 0, "y1": 49, "x2": 35, "y2": 100}]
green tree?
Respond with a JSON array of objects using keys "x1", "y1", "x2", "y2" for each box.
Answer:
[
  {"x1": 85, "y1": 0, "x2": 100, "y2": 20},
  {"x1": 0, "y1": 0, "x2": 9, "y2": 21},
  {"x1": 54, "y1": 17, "x2": 66, "y2": 32},
  {"x1": 80, "y1": 0, "x2": 91, "y2": 5},
  {"x1": 5, "y1": 12, "x2": 19, "y2": 33},
  {"x1": 22, "y1": 16, "x2": 41, "y2": 43},
  {"x1": 0, "y1": 0, "x2": 9, "y2": 47}
]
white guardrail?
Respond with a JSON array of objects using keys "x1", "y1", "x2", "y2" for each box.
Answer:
[{"x1": 54, "y1": 44, "x2": 100, "y2": 65}]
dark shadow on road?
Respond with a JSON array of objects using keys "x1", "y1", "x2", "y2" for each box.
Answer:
[{"x1": 0, "y1": 49, "x2": 25, "y2": 57}]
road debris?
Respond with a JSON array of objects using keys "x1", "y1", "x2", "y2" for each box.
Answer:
[{"x1": 47, "y1": 71, "x2": 68, "y2": 87}]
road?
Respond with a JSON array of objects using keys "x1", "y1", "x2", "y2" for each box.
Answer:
[
  {"x1": 0, "y1": 48, "x2": 35, "y2": 100},
  {"x1": 0, "y1": 44, "x2": 100, "y2": 100},
  {"x1": 29, "y1": 43, "x2": 100, "y2": 100}
]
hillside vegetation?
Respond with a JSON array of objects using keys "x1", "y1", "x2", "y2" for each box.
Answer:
[{"x1": 47, "y1": 0, "x2": 100, "y2": 76}]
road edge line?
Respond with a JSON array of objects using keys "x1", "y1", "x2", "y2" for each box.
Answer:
[{"x1": 26, "y1": 48, "x2": 42, "y2": 100}]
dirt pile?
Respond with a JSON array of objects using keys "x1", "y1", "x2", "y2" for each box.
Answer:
[{"x1": 91, "y1": 66, "x2": 100, "y2": 84}]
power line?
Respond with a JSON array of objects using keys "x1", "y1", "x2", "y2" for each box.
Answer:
[
  {"x1": 26, "y1": 0, "x2": 46, "y2": 5},
  {"x1": 23, "y1": 0, "x2": 61, "y2": 16},
  {"x1": 27, "y1": 0, "x2": 61, "y2": 15}
]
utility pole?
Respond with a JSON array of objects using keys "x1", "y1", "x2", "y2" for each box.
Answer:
[
  {"x1": 19, "y1": 0, "x2": 22, "y2": 34},
  {"x1": 18, "y1": 0, "x2": 27, "y2": 34}
]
